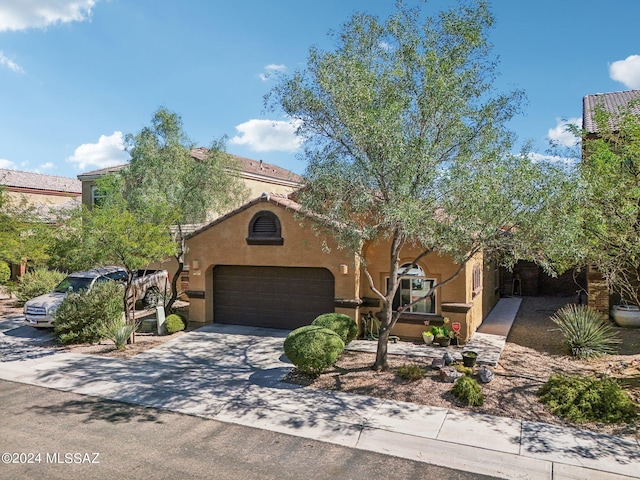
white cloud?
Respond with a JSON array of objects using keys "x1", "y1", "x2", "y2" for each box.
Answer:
[
  {"x1": 609, "y1": 55, "x2": 640, "y2": 89},
  {"x1": 0, "y1": 0, "x2": 96, "y2": 32},
  {"x1": 547, "y1": 117, "x2": 582, "y2": 147},
  {"x1": 0, "y1": 158, "x2": 17, "y2": 170},
  {"x1": 0, "y1": 51, "x2": 24, "y2": 73},
  {"x1": 528, "y1": 152, "x2": 576, "y2": 166},
  {"x1": 67, "y1": 131, "x2": 130, "y2": 171},
  {"x1": 38, "y1": 162, "x2": 54, "y2": 171},
  {"x1": 230, "y1": 119, "x2": 302, "y2": 152},
  {"x1": 259, "y1": 64, "x2": 286, "y2": 81}
]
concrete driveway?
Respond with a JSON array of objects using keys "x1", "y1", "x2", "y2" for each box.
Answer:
[{"x1": 1, "y1": 321, "x2": 638, "y2": 479}]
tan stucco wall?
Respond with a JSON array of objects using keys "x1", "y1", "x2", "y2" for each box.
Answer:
[
  {"x1": 242, "y1": 176, "x2": 299, "y2": 198},
  {"x1": 6, "y1": 190, "x2": 77, "y2": 206},
  {"x1": 185, "y1": 200, "x2": 359, "y2": 324},
  {"x1": 356, "y1": 244, "x2": 499, "y2": 342},
  {"x1": 80, "y1": 180, "x2": 95, "y2": 207}
]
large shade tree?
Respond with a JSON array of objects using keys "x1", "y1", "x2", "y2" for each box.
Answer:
[
  {"x1": 578, "y1": 99, "x2": 640, "y2": 307},
  {"x1": 119, "y1": 108, "x2": 248, "y2": 311},
  {"x1": 269, "y1": 1, "x2": 577, "y2": 370},
  {"x1": 48, "y1": 178, "x2": 177, "y2": 327}
]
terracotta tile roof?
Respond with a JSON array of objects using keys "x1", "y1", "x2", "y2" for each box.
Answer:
[
  {"x1": 78, "y1": 149, "x2": 303, "y2": 185},
  {"x1": 190, "y1": 148, "x2": 304, "y2": 184},
  {"x1": 0, "y1": 168, "x2": 81, "y2": 194},
  {"x1": 583, "y1": 89, "x2": 640, "y2": 133},
  {"x1": 76, "y1": 164, "x2": 127, "y2": 179}
]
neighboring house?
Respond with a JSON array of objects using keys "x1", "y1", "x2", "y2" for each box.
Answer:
[
  {"x1": 76, "y1": 148, "x2": 304, "y2": 209},
  {"x1": 0, "y1": 168, "x2": 81, "y2": 210},
  {"x1": 582, "y1": 89, "x2": 640, "y2": 314},
  {"x1": 184, "y1": 192, "x2": 499, "y2": 342},
  {"x1": 0, "y1": 168, "x2": 82, "y2": 277},
  {"x1": 77, "y1": 150, "x2": 304, "y2": 292}
]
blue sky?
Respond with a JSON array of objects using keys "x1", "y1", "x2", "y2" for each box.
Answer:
[{"x1": 1, "y1": 0, "x2": 640, "y2": 179}]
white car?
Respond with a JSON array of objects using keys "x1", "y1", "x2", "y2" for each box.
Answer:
[{"x1": 23, "y1": 267, "x2": 168, "y2": 327}]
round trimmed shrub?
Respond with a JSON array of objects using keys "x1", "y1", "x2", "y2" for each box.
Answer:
[
  {"x1": 165, "y1": 314, "x2": 186, "y2": 334},
  {"x1": 312, "y1": 313, "x2": 358, "y2": 345},
  {"x1": 283, "y1": 325, "x2": 345, "y2": 376}
]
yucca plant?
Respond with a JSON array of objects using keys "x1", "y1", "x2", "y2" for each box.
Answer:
[
  {"x1": 550, "y1": 304, "x2": 621, "y2": 359},
  {"x1": 102, "y1": 318, "x2": 137, "y2": 350}
]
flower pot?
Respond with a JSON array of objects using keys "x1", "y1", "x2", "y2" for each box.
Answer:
[
  {"x1": 435, "y1": 336, "x2": 451, "y2": 347},
  {"x1": 422, "y1": 332, "x2": 434, "y2": 345},
  {"x1": 611, "y1": 304, "x2": 640, "y2": 328},
  {"x1": 462, "y1": 351, "x2": 478, "y2": 367}
]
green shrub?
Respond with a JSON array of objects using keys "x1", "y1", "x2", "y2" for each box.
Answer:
[
  {"x1": 551, "y1": 304, "x2": 621, "y2": 359},
  {"x1": 102, "y1": 317, "x2": 136, "y2": 350},
  {"x1": 165, "y1": 314, "x2": 186, "y2": 334},
  {"x1": 538, "y1": 374, "x2": 638, "y2": 424},
  {"x1": 312, "y1": 313, "x2": 358, "y2": 345},
  {"x1": 453, "y1": 362, "x2": 473, "y2": 376},
  {"x1": 452, "y1": 376, "x2": 484, "y2": 406},
  {"x1": 396, "y1": 364, "x2": 425, "y2": 381},
  {"x1": 283, "y1": 325, "x2": 345, "y2": 376},
  {"x1": 54, "y1": 281, "x2": 123, "y2": 345},
  {"x1": 0, "y1": 261, "x2": 10, "y2": 284},
  {"x1": 14, "y1": 268, "x2": 66, "y2": 306}
]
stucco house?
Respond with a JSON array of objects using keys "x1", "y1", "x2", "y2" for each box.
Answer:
[
  {"x1": 0, "y1": 168, "x2": 81, "y2": 211},
  {"x1": 184, "y1": 192, "x2": 499, "y2": 342},
  {"x1": 0, "y1": 169, "x2": 81, "y2": 278},
  {"x1": 77, "y1": 148, "x2": 303, "y2": 209}
]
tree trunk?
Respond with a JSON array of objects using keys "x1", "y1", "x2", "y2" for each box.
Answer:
[
  {"x1": 166, "y1": 258, "x2": 183, "y2": 312},
  {"x1": 373, "y1": 327, "x2": 391, "y2": 371}
]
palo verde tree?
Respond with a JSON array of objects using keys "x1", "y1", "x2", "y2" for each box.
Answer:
[
  {"x1": 119, "y1": 108, "x2": 248, "y2": 311},
  {"x1": 578, "y1": 99, "x2": 640, "y2": 307},
  {"x1": 52, "y1": 177, "x2": 176, "y2": 327},
  {"x1": 269, "y1": 1, "x2": 577, "y2": 370}
]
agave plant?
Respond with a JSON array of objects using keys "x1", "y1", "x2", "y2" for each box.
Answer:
[{"x1": 550, "y1": 304, "x2": 621, "y2": 359}]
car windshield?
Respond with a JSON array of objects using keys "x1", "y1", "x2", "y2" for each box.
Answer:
[{"x1": 54, "y1": 277, "x2": 94, "y2": 293}]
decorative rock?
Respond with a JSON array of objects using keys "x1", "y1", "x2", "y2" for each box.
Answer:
[
  {"x1": 439, "y1": 366, "x2": 463, "y2": 383},
  {"x1": 443, "y1": 352, "x2": 455, "y2": 366},
  {"x1": 431, "y1": 357, "x2": 444, "y2": 370},
  {"x1": 478, "y1": 365, "x2": 494, "y2": 383}
]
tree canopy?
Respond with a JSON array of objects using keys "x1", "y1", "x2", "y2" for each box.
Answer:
[
  {"x1": 578, "y1": 99, "x2": 640, "y2": 307},
  {"x1": 269, "y1": 0, "x2": 577, "y2": 369},
  {"x1": 119, "y1": 107, "x2": 248, "y2": 310}
]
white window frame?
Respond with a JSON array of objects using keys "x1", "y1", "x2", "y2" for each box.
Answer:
[{"x1": 387, "y1": 264, "x2": 436, "y2": 314}]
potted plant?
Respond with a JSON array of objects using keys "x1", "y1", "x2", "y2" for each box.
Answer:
[
  {"x1": 429, "y1": 317, "x2": 454, "y2": 346},
  {"x1": 462, "y1": 351, "x2": 478, "y2": 367},
  {"x1": 422, "y1": 331, "x2": 434, "y2": 344}
]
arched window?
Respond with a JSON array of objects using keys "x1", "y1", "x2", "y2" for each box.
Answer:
[
  {"x1": 246, "y1": 211, "x2": 283, "y2": 245},
  {"x1": 388, "y1": 264, "x2": 436, "y2": 314}
]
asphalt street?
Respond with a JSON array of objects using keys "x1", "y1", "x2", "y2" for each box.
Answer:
[{"x1": 0, "y1": 380, "x2": 496, "y2": 480}]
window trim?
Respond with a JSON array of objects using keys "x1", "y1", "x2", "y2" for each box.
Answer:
[
  {"x1": 90, "y1": 185, "x2": 105, "y2": 207},
  {"x1": 472, "y1": 263, "x2": 483, "y2": 298},
  {"x1": 386, "y1": 263, "x2": 436, "y2": 314}
]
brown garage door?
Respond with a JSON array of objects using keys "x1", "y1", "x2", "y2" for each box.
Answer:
[{"x1": 213, "y1": 266, "x2": 335, "y2": 329}]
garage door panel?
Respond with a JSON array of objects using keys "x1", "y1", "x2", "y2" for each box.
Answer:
[{"x1": 213, "y1": 266, "x2": 335, "y2": 329}]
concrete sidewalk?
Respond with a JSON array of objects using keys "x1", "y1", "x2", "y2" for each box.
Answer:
[{"x1": 0, "y1": 318, "x2": 638, "y2": 479}]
